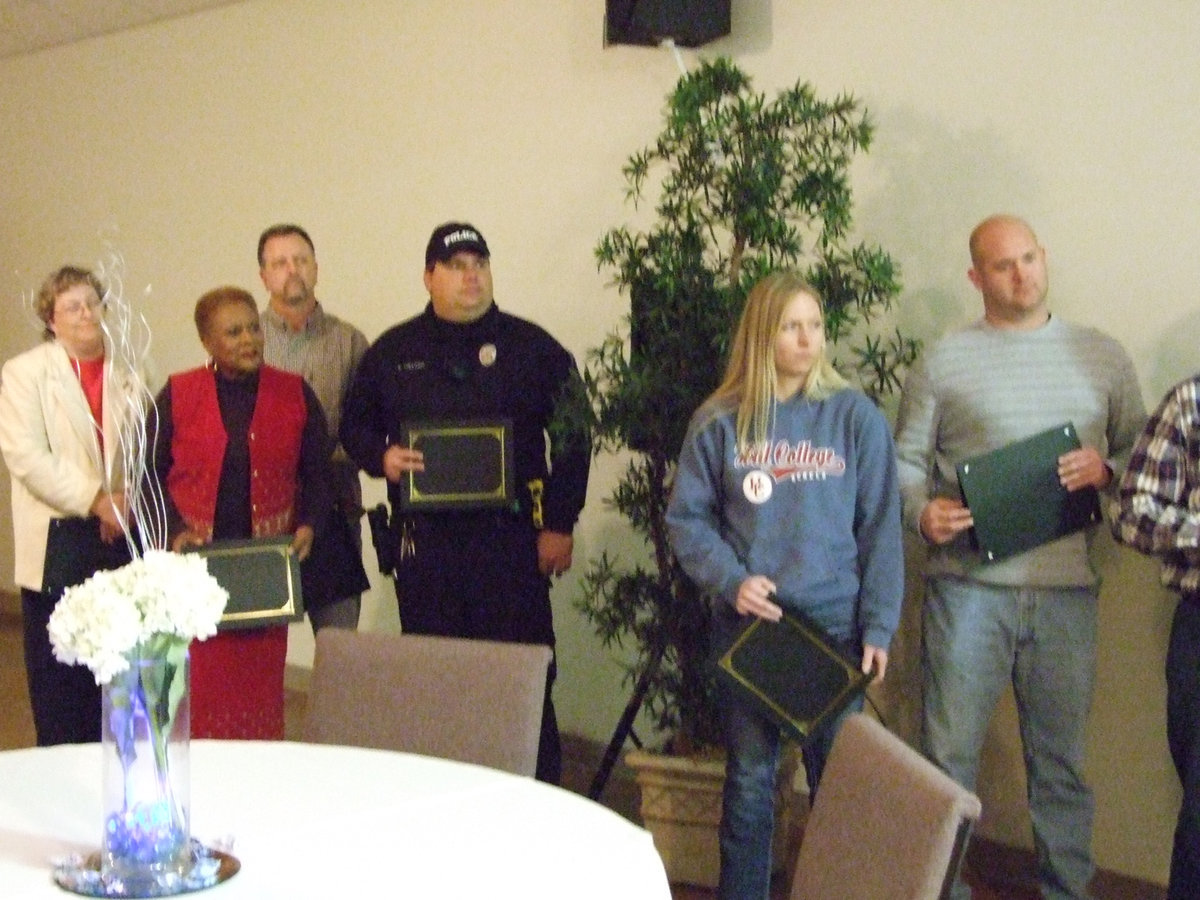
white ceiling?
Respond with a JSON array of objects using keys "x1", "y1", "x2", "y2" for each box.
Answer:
[{"x1": 0, "y1": 0, "x2": 241, "y2": 61}]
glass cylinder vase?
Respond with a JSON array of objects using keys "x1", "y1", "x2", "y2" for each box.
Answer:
[{"x1": 100, "y1": 646, "x2": 191, "y2": 894}]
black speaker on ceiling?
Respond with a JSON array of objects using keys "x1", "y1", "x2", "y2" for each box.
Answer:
[{"x1": 605, "y1": 0, "x2": 732, "y2": 49}]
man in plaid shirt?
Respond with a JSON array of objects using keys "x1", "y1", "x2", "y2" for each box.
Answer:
[{"x1": 1112, "y1": 376, "x2": 1200, "y2": 900}]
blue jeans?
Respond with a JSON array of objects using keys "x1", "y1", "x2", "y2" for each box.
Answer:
[
  {"x1": 716, "y1": 664, "x2": 861, "y2": 900},
  {"x1": 1165, "y1": 597, "x2": 1200, "y2": 900},
  {"x1": 922, "y1": 576, "x2": 1097, "y2": 900}
]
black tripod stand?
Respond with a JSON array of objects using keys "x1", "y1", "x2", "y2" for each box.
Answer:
[{"x1": 587, "y1": 644, "x2": 666, "y2": 800}]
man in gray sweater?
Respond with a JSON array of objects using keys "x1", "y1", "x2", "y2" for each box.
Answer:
[{"x1": 894, "y1": 214, "x2": 1146, "y2": 899}]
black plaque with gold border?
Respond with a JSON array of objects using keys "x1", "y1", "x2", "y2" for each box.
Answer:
[
  {"x1": 192, "y1": 536, "x2": 304, "y2": 630},
  {"x1": 398, "y1": 418, "x2": 515, "y2": 510},
  {"x1": 717, "y1": 611, "x2": 873, "y2": 746}
]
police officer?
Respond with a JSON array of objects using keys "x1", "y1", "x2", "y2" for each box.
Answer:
[{"x1": 339, "y1": 222, "x2": 590, "y2": 783}]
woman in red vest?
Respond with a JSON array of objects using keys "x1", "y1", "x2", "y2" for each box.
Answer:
[{"x1": 151, "y1": 286, "x2": 332, "y2": 739}]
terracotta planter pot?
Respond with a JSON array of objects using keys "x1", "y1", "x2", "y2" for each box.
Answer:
[{"x1": 626, "y1": 747, "x2": 807, "y2": 888}]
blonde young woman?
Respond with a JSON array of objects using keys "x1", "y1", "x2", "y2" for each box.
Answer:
[{"x1": 665, "y1": 271, "x2": 904, "y2": 900}]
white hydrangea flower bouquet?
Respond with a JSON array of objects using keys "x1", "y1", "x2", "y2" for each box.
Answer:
[{"x1": 48, "y1": 549, "x2": 227, "y2": 685}]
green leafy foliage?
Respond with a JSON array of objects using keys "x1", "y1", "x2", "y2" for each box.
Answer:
[{"x1": 565, "y1": 57, "x2": 918, "y2": 750}]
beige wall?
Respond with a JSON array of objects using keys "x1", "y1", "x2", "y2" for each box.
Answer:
[{"x1": 1, "y1": 0, "x2": 1196, "y2": 885}]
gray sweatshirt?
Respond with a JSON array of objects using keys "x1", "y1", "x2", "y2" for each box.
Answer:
[
  {"x1": 894, "y1": 315, "x2": 1146, "y2": 587},
  {"x1": 667, "y1": 387, "x2": 904, "y2": 650}
]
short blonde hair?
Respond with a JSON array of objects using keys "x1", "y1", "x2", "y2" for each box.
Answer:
[{"x1": 35, "y1": 266, "x2": 105, "y2": 341}]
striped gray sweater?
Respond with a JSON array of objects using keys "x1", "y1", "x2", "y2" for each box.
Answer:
[{"x1": 894, "y1": 314, "x2": 1146, "y2": 587}]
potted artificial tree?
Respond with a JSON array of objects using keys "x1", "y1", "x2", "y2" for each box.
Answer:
[{"x1": 560, "y1": 57, "x2": 917, "y2": 886}]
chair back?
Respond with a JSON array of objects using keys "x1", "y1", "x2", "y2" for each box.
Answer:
[
  {"x1": 790, "y1": 713, "x2": 981, "y2": 900},
  {"x1": 303, "y1": 630, "x2": 552, "y2": 777}
]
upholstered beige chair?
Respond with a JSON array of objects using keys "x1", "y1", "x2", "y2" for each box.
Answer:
[
  {"x1": 303, "y1": 630, "x2": 552, "y2": 777},
  {"x1": 789, "y1": 713, "x2": 982, "y2": 900}
]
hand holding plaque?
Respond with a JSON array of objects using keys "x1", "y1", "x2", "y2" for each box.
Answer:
[
  {"x1": 397, "y1": 418, "x2": 516, "y2": 510},
  {"x1": 717, "y1": 611, "x2": 873, "y2": 747},
  {"x1": 191, "y1": 536, "x2": 304, "y2": 630},
  {"x1": 956, "y1": 422, "x2": 1102, "y2": 563}
]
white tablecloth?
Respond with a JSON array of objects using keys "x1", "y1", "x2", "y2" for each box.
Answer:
[{"x1": 0, "y1": 740, "x2": 671, "y2": 898}]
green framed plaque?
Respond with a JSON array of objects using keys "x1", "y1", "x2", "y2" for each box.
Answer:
[
  {"x1": 956, "y1": 422, "x2": 1102, "y2": 563},
  {"x1": 398, "y1": 418, "x2": 515, "y2": 510},
  {"x1": 192, "y1": 536, "x2": 304, "y2": 630},
  {"x1": 717, "y1": 611, "x2": 872, "y2": 747}
]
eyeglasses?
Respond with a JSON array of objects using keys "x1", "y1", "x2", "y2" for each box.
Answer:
[{"x1": 54, "y1": 297, "x2": 105, "y2": 318}]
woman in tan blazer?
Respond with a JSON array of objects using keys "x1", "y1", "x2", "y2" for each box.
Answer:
[{"x1": 0, "y1": 266, "x2": 143, "y2": 745}]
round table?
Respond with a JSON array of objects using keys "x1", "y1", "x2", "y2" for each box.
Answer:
[{"x1": 0, "y1": 739, "x2": 671, "y2": 898}]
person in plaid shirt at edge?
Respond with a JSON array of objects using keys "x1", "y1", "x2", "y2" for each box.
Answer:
[{"x1": 1112, "y1": 375, "x2": 1200, "y2": 900}]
